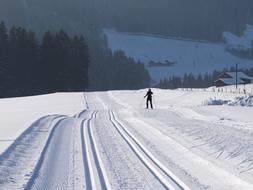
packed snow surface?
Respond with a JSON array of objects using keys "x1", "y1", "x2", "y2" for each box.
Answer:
[
  {"x1": 104, "y1": 29, "x2": 253, "y2": 82},
  {"x1": 1, "y1": 86, "x2": 253, "y2": 189}
]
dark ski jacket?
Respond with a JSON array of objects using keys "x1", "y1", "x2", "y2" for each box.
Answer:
[{"x1": 144, "y1": 90, "x2": 153, "y2": 100}]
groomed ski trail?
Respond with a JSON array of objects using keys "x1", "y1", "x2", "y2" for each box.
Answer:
[
  {"x1": 86, "y1": 93, "x2": 189, "y2": 190},
  {"x1": 24, "y1": 109, "x2": 111, "y2": 190},
  {"x1": 80, "y1": 111, "x2": 111, "y2": 190},
  {"x1": 25, "y1": 118, "x2": 76, "y2": 190},
  {"x1": 0, "y1": 115, "x2": 66, "y2": 190},
  {"x1": 5, "y1": 90, "x2": 253, "y2": 190},
  {"x1": 109, "y1": 110, "x2": 190, "y2": 190},
  {"x1": 94, "y1": 91, "x2": 253, "y2": 190}
]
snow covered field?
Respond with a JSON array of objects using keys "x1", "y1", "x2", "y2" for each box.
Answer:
[
  {"x1": 104, "y1": 28, "x2": 253, "y2": 82},
  {"x1": 0, "y1": 88, "x2": 253, "y2": 189},
  {"x1": 0, "y1": 93, "x2": 85, "y2": 154}
]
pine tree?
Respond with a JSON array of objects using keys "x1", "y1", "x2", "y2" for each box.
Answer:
[{"x1": 68, "y1": 35, "x2": 89, "y2": 91}]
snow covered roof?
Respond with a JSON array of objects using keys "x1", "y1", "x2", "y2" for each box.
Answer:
[
  {"x1": 218, "y1": 78, "x2": 245, "y2": 85},
  {"x1": 216, "y1": 72, "x2": 253, "y2": 86}
]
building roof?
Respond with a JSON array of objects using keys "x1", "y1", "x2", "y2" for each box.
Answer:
[
  {"x1": 215, "y1": 71, "x2": 253, "y2": 86},
  {"x1": 216, "y1": 78, "x2": 244, "y2": 85}
]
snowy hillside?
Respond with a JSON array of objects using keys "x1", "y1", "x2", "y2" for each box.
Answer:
[
  {"x1": 1, "y1": 88, "x2": 253, "y2": 189},
  {"x1": 104, "y1": 29, "x2": 253, "y2": 82},
  {"x1": 223, "y1": 25, "x2": 253, "y2": 50}
]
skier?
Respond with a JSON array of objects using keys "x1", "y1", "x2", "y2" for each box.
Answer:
[{"x1": 144, "y1": 88, "x2": 153, "y2": 109}]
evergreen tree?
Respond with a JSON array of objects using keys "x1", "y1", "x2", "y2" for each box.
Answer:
[
  {"x1": 0, "y1": 22, "x2": 91, "y2": 97},
  {"x1": 68, "y1": 35, "x2": 89, "y2": 91},
  {"x1": 40, "y1": 31, "x2": 58, "y2": 92}
]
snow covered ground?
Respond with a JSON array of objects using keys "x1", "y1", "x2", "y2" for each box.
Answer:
[
  {"x1": 0, "y1": 88, "x2": 253, "y2": 189},
  {"x1": 0, "y1": 93, "x2": 85, "y2": 154},
  {"x1": 104, "y1": 29, "x2": 253, "y2": 82}
]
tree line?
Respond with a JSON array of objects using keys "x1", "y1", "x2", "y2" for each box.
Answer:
[
  {"x1": 158, "y1": 73, "x2": 214, "y2": 89},
  {"x1": 157, "y1": 67, "x2": 253, "y2": 89},
  {"x1": 0, "y1": 21, "x2": 151, "y2": 97},
  {"x1": 227, "y1": 47, "x2": 253, "y2": 61},
  {"x1": 0, "y1": 21, "x2": 89, "y2": 97},
  {"x1": 88, "y1": 48, "x2": 151, "y2": 91}
]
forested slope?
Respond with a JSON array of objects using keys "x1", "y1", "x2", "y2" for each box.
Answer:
[{"x1": 0, "y1": 0, "x2": 253, "y2": 41}]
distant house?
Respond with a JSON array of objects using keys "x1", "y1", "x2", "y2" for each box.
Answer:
[{"x1": 214, "y1": 72, "x2": 253, "y2": 87}]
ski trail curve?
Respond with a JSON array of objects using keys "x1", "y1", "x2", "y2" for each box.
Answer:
[{"x1": 0, "y1": 115, "x2": 65, "y2": 190}]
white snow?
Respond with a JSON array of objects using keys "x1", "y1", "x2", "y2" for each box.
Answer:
[
  {"x1": 104, "y1": 29, "x2": 253, "y2": 82},
  {"x1": 100, "y1": 88, "x2": 253, "y2": 189},
  {"x1": 0, "y1": 93, "x2": 85, "y2": 154},
  {"x1": 1, "y1": 87, "x2": 253, "y2": 190}
]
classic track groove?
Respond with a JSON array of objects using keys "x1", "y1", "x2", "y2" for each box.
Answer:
[
  {"x1": 81, "y1": 111, "x2": 111, "y2": 190},
  {"x1": 109, "y1": 110, "x2": 191, "y2": 190}
]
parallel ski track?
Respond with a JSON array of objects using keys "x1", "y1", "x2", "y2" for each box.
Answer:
[
  {"x1": 109, "y1": 110, "x2": 191, "y2": 190},
  {"x1": 25, "y1": 116, "x2": 67, "y2": 190},
  {"x1": 81, "y1": 110, "x2": 111, "y2": 190}
]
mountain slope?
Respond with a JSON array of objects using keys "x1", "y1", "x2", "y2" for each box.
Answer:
[{"x1": 104, "y1": 29, "x2": 253, "y2": 82}]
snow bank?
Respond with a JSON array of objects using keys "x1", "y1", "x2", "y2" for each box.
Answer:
[
  {"x1": 228, "y1": 95, "x2": 253, "y2": 107},
  {"x1": 204, "y1": 98, "x2": 229, "y2": 106},
  {"x1": 204, "y1": 95, "x2": 253, "y2": 107}
]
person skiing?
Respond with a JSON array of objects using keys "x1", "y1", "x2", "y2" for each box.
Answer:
[{"x1": 144, "y1": 88, "x2": 153, "y2": 109}]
